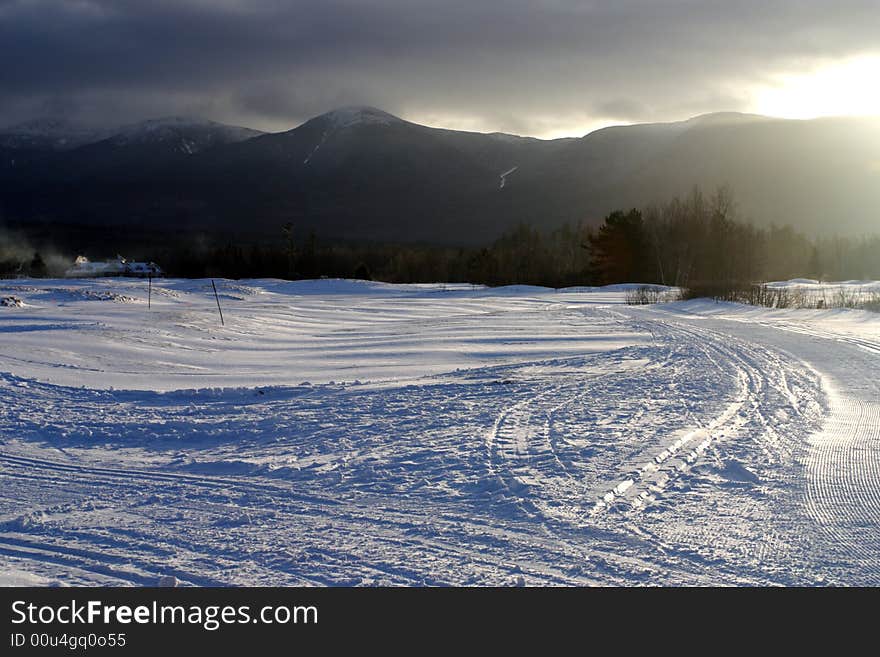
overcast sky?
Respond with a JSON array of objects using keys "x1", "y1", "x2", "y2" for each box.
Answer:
[{"x1": 1, "y1": 0, "x2": 879, "y2": 137}]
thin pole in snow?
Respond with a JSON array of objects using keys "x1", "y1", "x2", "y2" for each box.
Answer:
[
  {"x1": 211, "y1": 279, "x2": 225, "y2": 326},
  {"x1": 148, "y1": 273, "x2": 152, "y2": 309}
]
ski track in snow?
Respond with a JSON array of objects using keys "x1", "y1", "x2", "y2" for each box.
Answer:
[
  {"x1": 1, "y1": 277, "x2": 879, "y2": 585},
  {"x1": 303, "y1": 130, "x2": 328, "y2": 165},
  {"x1": 499, "y1": 166, "x2": 518, "y2": 189}
]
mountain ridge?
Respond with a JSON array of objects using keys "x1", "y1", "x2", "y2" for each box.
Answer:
[{"x1": 1, "y1": 107, "x2": 878, "y2": 244}]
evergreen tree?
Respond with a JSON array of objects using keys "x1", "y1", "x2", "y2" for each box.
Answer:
[
  {"x1": 353, "y1": 262, "x2": 372, "y2": 281},
  {"x1": 589, "y1": 209, "x2": 651, "y2": 284},
  {"x1": 281, "y1": 222, "x2": 297, "y2": 279},
  {"x1": 29, "y1": 252, "x2": 47, "y2": 278}
]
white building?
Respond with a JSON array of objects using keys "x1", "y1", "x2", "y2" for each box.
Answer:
[{"x1": 65, "y1": 255, "x2": 163, "y2": 278}]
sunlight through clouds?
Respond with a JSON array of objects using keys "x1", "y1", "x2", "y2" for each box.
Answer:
[{"x1": 752, "y1": 55, "x2": 880, "y2": 120}]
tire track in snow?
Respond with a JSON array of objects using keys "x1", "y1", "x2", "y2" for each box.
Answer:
[
  {"x1": 0, "y1": 452, "x2": 336, "y2": 508},
  {"x1": 0, "y1": 540, "x2": 144, "y2": 586},
  {"x1": 484, "y1": 384, "x2": 564, "y2": 519},
  {"x1": 0, "y1": 451, "x2": 376, "y2": 585},
  {"x1": 590, "y1": 316, "x2": 820, "y2": 521},
  {"x1": 484, "y1": 353, "x2": 655, "y2": 522},
  {"x1": 0, "y1": 536, "x2": 228, "y2": 586},
  {"x1": 591, "y1": 321, "x2": 754, "y2": 515},
  {"x1": 644, "y1": 307, "x2": 880, "y2": 583},
  {"x1": 1, "y1": 447, "x2": 593, "y2": 585}
]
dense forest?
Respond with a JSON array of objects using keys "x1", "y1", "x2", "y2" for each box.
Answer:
[{"x1": 2, "y1": 187, "x2": 879, "y2": 286}]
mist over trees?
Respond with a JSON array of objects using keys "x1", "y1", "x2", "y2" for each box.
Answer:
[
  {"x1": 595, "y1": 187, "x2": 880, "y2": 287},
  {"x1": 2, "y1": 186, "x2": 879, "y2": 285},
  {"x1": 120, "y1": 190, "x2": 880, "y2": 286}
]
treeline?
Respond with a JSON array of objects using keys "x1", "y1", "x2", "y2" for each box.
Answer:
[
  {"x1": 590, "y1": 187, "x2": 880, "y2": 286},
  {"x1": 147, "y1": 222, "x2": 594, "y2": 287},
  {"x1": 159, "y1": 187, "x2": 879, "y2": 286},
  {"x1": 3, "y1": 187, "x2": 879, "y2": 285},
  {"x1": 0, "y1": 252, "x2": 46, "y2": 278}
]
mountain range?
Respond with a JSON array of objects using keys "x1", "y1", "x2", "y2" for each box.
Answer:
[{"x1": 1, "y1": 107, "x2": 878, "y2": 245}]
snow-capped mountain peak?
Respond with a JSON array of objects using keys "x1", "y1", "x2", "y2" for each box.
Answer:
[
  {"x1": 0, "y1": 118, "x2": 113, "y2": 151},
  {"x1": 98, "y1": 117, "x2": 263, "y2": 154},
  {"x1": 3, "y1": 117, "x2": 83, "y2": 135},
  {"x1": 0, "y1": 116, "x2": 263, "y2": 153},
  {"x1": 320, "y1": 106, "x2": 403, "y2": 129},
  {"x1": 109, "y1": 117, "x2": 262, "y2": 147}
]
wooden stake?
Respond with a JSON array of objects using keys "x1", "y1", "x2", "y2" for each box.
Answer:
[
  {"x1": 148, "y1": 273, "x2": 152, "y2": 309},
  {"x1": 211, "y1": 279, "x2": 225, "y2": 326}
]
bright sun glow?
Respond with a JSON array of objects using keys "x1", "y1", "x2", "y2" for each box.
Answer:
[{"x1": 752, "y1": 55, "x2": 880, "y2": 120}]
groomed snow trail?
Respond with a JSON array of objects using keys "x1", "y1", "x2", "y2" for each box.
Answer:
[
  {"x1": 644, "y1": 304, "x2": 880, "y2": 584},
  {"x1": 805, "y1": 386, "x2": 880, "y2": 584},
  {"x1": 1, "y1": 279, "x2": 878, "y2": 585}
]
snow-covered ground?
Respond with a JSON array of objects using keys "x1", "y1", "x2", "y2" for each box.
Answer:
[
  {"x1": 1, "y1": 277, "x2": 878, "y2": 586},
  {"x1": 765, "y1": 278, "x2": 880, "y2": 307}
]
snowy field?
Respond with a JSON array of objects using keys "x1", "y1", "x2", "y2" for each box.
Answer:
[{"x1": 1, "y1": 277, "x2": 879, "y2": 586}]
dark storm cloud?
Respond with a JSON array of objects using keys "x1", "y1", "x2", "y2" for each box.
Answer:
[{"x1": 1, "y1": 1, "x2": 879, "y2": 135}]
